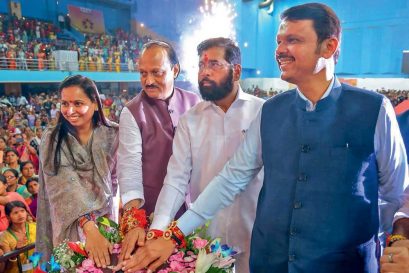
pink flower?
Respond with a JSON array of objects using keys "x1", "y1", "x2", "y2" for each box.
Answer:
[
  {"x1": 112, "y1": 244, "x2": 122, "y2": 254},
  {"x1": 169, "y1": 251, "x2": 184, "y2": 262},
  {"x1": 157, "y1": 270, "x2": 169, "y2": 273},
  {"x1": 193, "y1": 238, "x2": 208, "y2": 249},
  {"x1": 183, "y1": 256, "x2": 195, "y2": 262},
  {"x1": 169, "y1": 261, "x2": 185, "y2": 271},
  {"x1": 82, "y1": 259, "x2": 95, "y2": 269}
]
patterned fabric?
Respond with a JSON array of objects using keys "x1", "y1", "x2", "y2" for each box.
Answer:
[{"x1": 36, "y1": 121, "x2": 118, "y2": 260}]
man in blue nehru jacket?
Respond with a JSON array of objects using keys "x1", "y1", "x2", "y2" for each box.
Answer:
[{"x1": 124, "y1": 3, "x2": 408, "y2": 273}]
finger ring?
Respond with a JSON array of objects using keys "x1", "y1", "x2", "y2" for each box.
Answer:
[{"x1": 388, "y1": 252, "x2": 394, "y2": 263}]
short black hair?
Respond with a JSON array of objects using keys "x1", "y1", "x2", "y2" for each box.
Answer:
[
  {"x1": 5, "y1": 201, "x2": 27, "y2": 217},
  {"x1": 3, "y1": 168, "x2": 19, "y2": 178},
  {"x1": 280, "y1": 3, "x2": 341, "y2": 63},
  {"x1": 26, "y1": 176, "x2": 39, "y2": 188},
  {"x1": 141, "y1": 40, "x2": 179, "y2": 67},
  {"x1": 197, "y1": 37, "x2": 241, "y2": 65},
  {"x1": 20, "y1": 161, "x2": 34, "y2": 170}
]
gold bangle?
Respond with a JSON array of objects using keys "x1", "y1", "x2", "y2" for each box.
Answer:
[{"x1": 388, "y1": 234, "x2": 407, "y2": 246}]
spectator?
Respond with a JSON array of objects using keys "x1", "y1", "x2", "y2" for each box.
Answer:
[
  {"x1": 26, "y1": 177, "x2": 38, "y2": 218},
  {"x1": 2, "y1": 149, "x2": 20, "y2": 175},
  {"x1": 0, "y1": 175, "x2": 32, "y2": 231},
  {"x1": 4, "y1": 168, "x2": 29, "y2": 198},
  {"x1": 0, "y1": 201, "x2": 36, "y2": 273},
  {"x1": 18, "y1": 161, "x2": 36, "y2": 188}
]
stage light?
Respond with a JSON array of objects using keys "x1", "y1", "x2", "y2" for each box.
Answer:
[
  {"x1": 244, "y1": 42, "x2": 248, "y2": 47},
  {"x1": 180, "y1": 0, "x2": 237, "y2": 85}
]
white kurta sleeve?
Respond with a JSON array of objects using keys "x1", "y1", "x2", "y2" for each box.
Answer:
[
  {"x1": 151, "y1": 115, "x2": 193, "y2": 230},
  {"x1": 118, "y1": 107, "x2": 145, "y2": 206}
]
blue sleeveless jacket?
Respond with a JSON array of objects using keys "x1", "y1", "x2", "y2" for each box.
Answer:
[{"x1": 251, "y1": 83, "x2": 383, "y2": 273}]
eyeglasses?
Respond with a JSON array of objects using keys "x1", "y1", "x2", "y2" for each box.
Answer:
[
  {"x1": 198, "y1": 60, "x2": 232, "y2": 71},
  {"x1": 5, "y1": 175, "x2": 16, "y2": 179}
]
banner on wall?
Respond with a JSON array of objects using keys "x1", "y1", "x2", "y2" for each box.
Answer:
[
  {"x1": 9, "y1": 1, "x2": 22, "y2": 19},
  {"x1": 67, "y1": 5, "x2": 105, "y2": 34}
]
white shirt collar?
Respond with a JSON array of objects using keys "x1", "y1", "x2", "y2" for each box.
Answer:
[{"x1": 296, "y1": 76, "x2": 336, "y2": 111}]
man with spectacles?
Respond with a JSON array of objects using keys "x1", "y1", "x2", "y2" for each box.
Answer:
[
  {"x1": 117, "y1": 40, "x2": 200, "y2": 263},
  {"x1": 121, "y1": 37, "x2": 264, "y2": 273},
  {"x1": 123, "y1": 4, "x2": 407, "y2": 273}
]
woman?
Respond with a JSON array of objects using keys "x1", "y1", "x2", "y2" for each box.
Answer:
[
  {"x1": 4, "y1": 169, "x2": 30, "y2": 198},
  {"x1": 0, "y1": 174, "x2": 32, "y2": 232},
  {"x1": 0, "y1": 201, "x2": 36, "y2": 273},
  {"x1": 18, "y1": 161, "x2": 36, "y2": 188},
  {"x1": 26, "y1": 177, "x2": 39, "y2": 218},
  {"x1": 2, "y1": 149, "x2": 21, "y2": 175},
  {"x1": 0, "y1": 137, "x2": 8, "y2": 169},
  {"x1": 36, "y1": 75, "x2": 118, "y2": 268}
]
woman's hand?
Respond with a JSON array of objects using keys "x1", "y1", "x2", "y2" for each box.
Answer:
[{"x1": 83, "y1": 221, "x2": 113, "y2": 268}]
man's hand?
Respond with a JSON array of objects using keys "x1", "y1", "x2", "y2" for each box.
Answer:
[
  {"x1": 116, "y1": 227, "x2": 145, "y2": 267},
  {"x1": 121, "y1": 237, "x2": 175, "y2": 273},
  {"x1": 84, "y1": 221, "x2": 113, "y2": 268},
  {"x1": 391, "y1": 239, "x2": 409, "y2": 248},
  {"x1": 381, "y1": 246, "x2": 409, "y2": 273}
]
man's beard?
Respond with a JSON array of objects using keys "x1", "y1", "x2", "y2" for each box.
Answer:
[{"x1": 199, "y1": 69, "x2": 234, "y2": 101}]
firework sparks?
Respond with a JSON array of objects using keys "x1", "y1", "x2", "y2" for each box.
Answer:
[{"x1": 180, "y1": 0, "x2": 237, "y2": 85}]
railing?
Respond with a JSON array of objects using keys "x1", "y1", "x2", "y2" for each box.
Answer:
[
  {"x1": 0, "y1": 243, "x2": 35, "y2": 273},
  {"x1": 0, "y1": 57, "x2": 139, "y2": 72}
]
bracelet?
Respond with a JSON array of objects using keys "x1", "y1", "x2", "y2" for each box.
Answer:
[
  {"x1": 387, "y1": 234, "x2": 407, "y2": 246},
  {"x1": 120, "y1": 207, "x2": 148, "y2": 237},
  {"x1": 79, "y1": 213, "x2": 95, "y2": 229},
  {"x1": 146, "y1": 229, "x2": 164, "y2": 240},
  {"x1": 163, "y1": 221, "x2": 186, "y2": 248}
]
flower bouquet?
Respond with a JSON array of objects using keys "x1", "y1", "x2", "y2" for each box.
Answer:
[
  {"x1": 156, "y1": 223, "x2": 236, "y2": 273},
  {"x1": 30, "y1": 216, "x2": 122, "y2": 273}
]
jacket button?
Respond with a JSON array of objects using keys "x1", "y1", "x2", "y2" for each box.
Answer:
[
  {"x1": 297, "y1": 173, "x2": 308, "y2": 182},
  {"x1": 289, "y1": 254, "x2": 296, "y2": 262},
  {"x1": 290, "y1": 227, "x2": 297, "y2": 236},
  {"x1": 301, "y1": 144, "x2": 311, "y2": 153},
  {"x1": 70, "y1": 177, "x2": 76, "y2": 181},
  {"x1": 294, "y1": 201, "x2": 302, "y2": 209}
]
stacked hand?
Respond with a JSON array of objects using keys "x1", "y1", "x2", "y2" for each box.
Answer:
[
  {"x1": 381, "y1": 240, "x2": 409, "y2": 273},
  {"x1": 113, "y1": 227, "x2": 146, "y2": 271},
  {"x1": 120, "y1": 238, "x2": 175, "y2": 273},
  {"x1": 84, "y1": 221, "x2": 112, "y2": 268}
]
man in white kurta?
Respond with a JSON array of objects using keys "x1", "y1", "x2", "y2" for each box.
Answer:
[{"x1": 149, "y1": 37, "x2": 264, "y2": 273}]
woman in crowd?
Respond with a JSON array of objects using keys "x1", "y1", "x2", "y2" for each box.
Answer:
[
  {"x1": 36, "y1": 75, "x2": 118, "y2": 268},
  {"x1": 0, "y1": 137, "x2": 8, "y2": 169},
  {"x1": 0, "y1": 174, "x2": 31, "y2": 232},
  {"x1": 2, "y1": 149, "x2": 21, "y2": 175},
  {"x1": 0, "y1": 137, "x2": 7, "y2": 152},
  {"x1": 18, "y1": 161, "x2": 36, "y2": 191},
  {"x1": 26, "y1": 177, "x2": 39, "y2": 217},
  {"x1": 0, "y1": 201, "x2": 36, "y2": 273},
  {"x1": 4, "y1": 168, "x2": 30, "y2": 198}
]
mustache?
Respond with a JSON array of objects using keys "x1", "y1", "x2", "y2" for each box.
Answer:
[
  {"x1": 199, "y1": 78, "x2": 216, "y2": 86},
  {"x1": 276, "y1": 53, "x2": 294, "y2": 59},
  {"x1": 145, "y1": 84, "x2": 159, "y2": 88}
]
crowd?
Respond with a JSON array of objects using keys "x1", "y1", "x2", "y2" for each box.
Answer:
[
  {"x1": 0, "y1": 13, "x2": 151, "y2": 72},
  {"x1": 245, "y1": 85, "x2": 409, "y2": 107}
]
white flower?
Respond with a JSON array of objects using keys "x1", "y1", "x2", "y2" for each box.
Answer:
[{"x1": 195, "y1": 249, "x2": 217, "y2": 273}]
